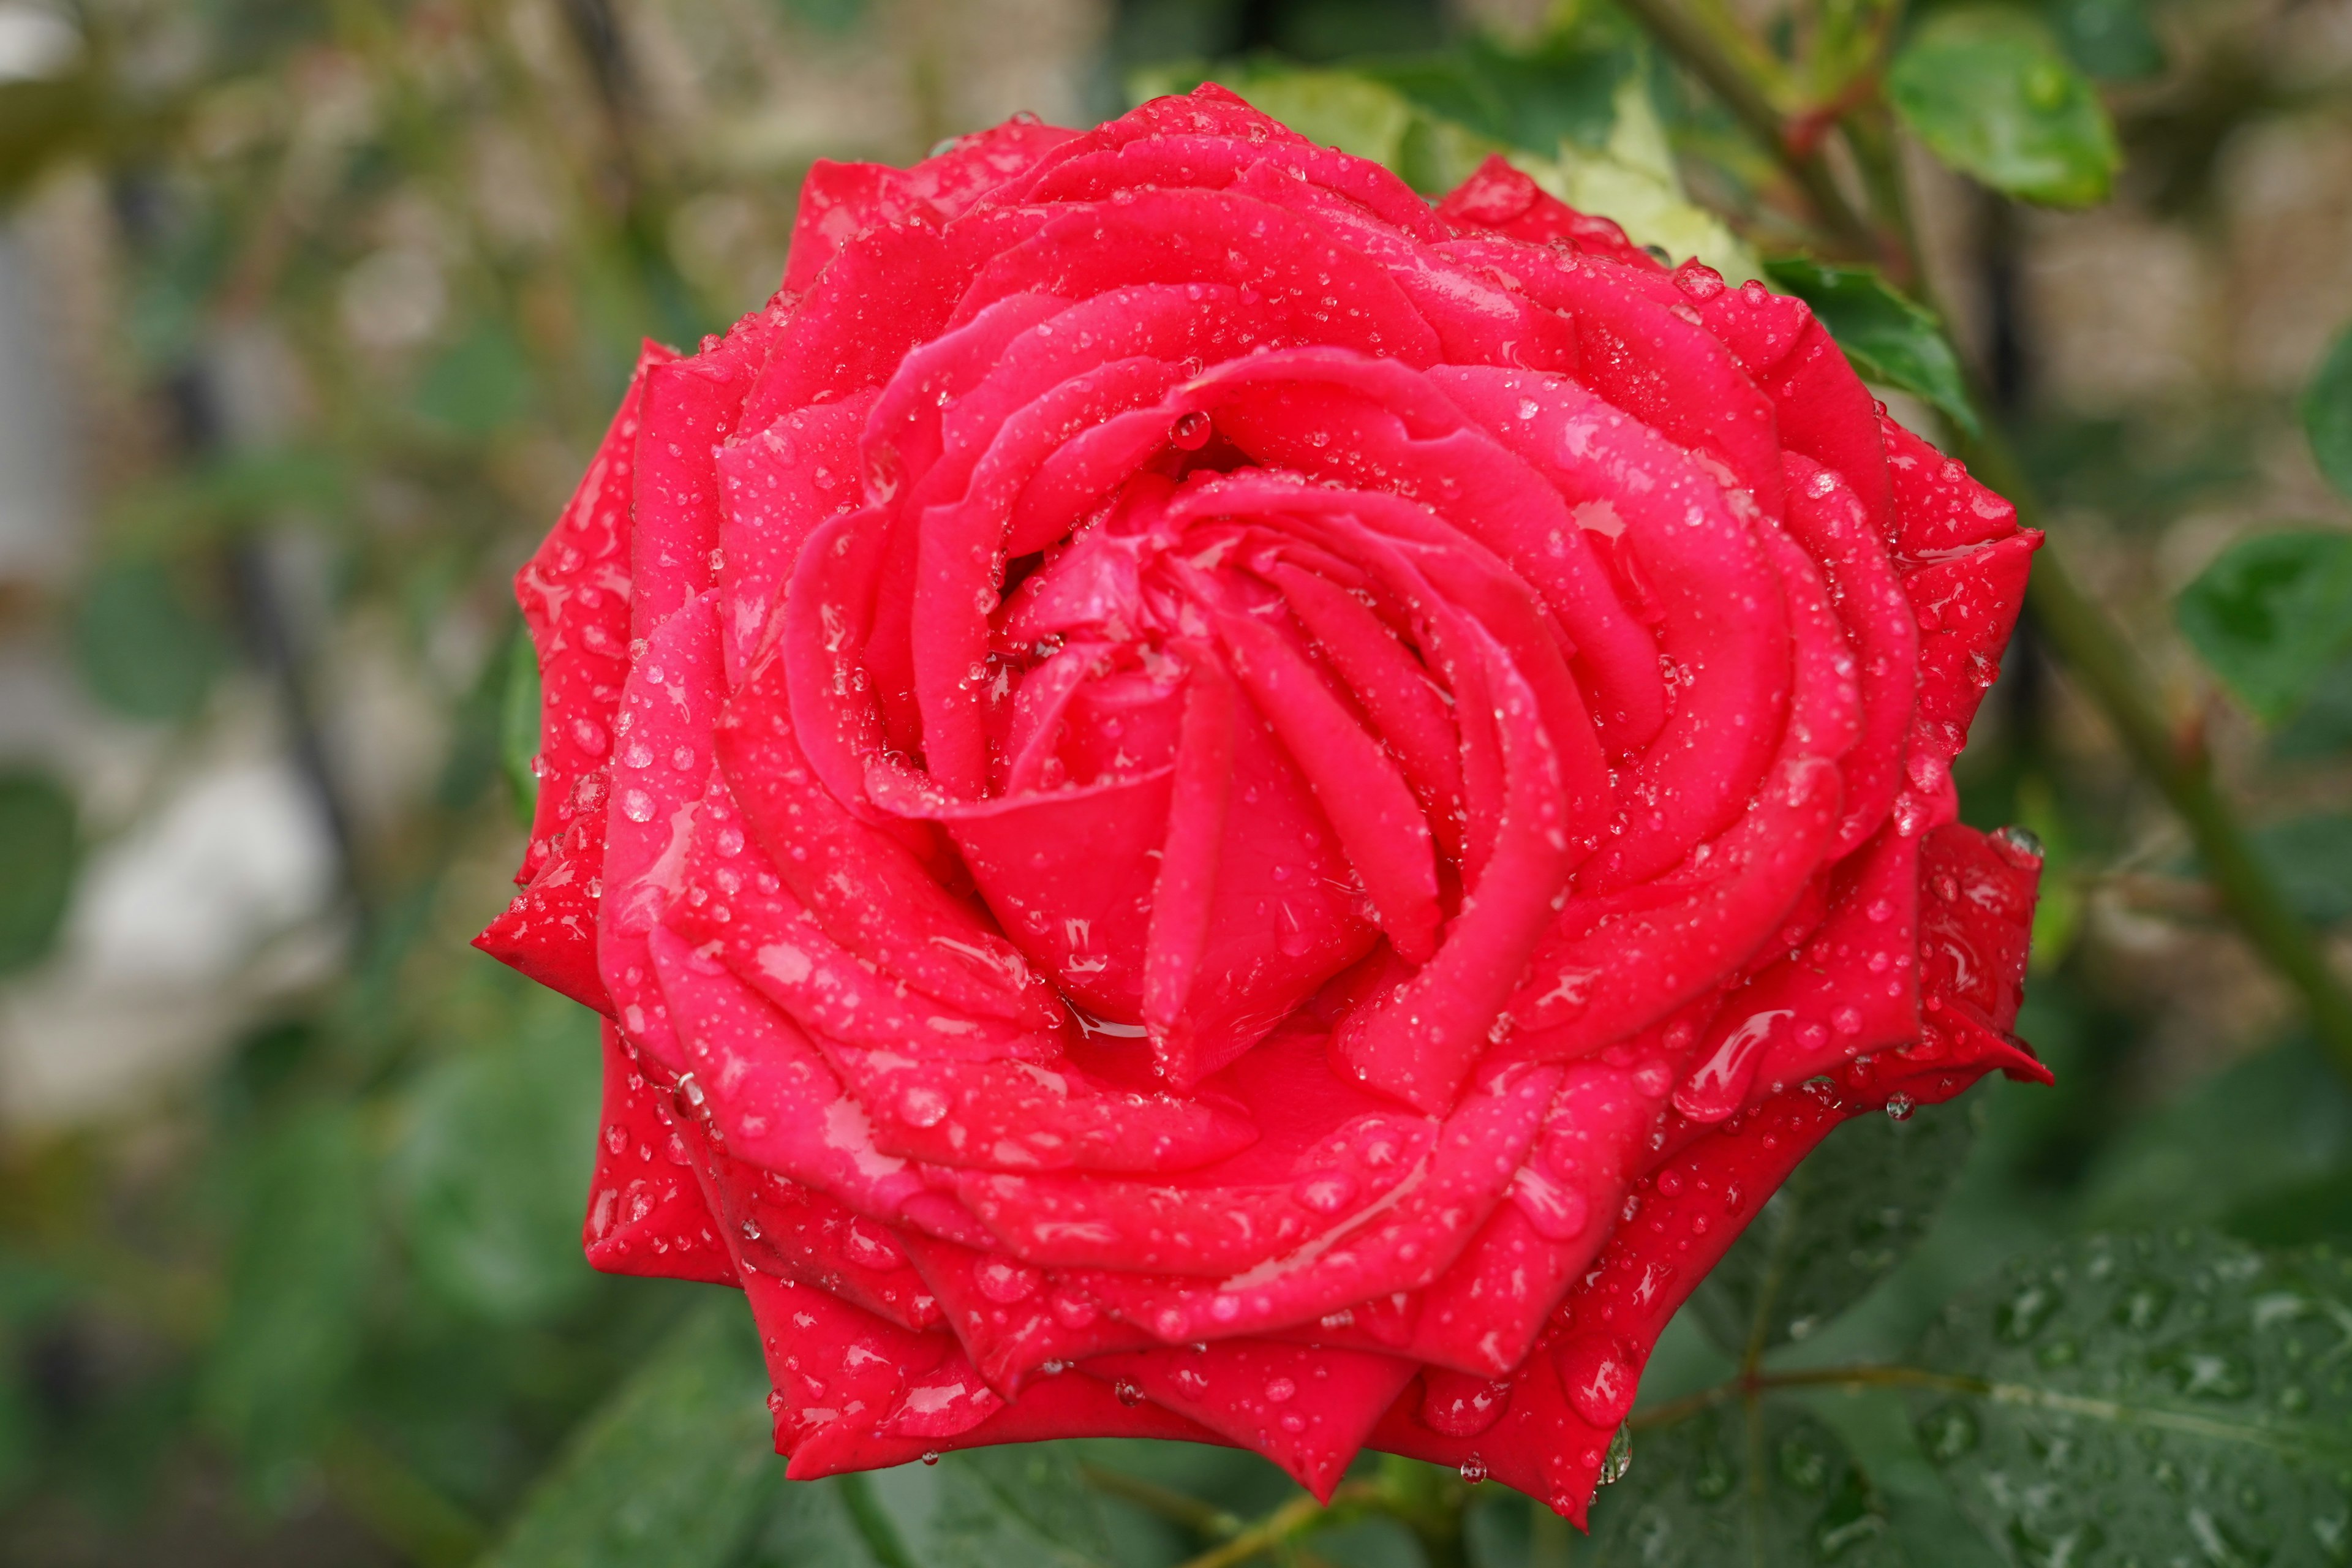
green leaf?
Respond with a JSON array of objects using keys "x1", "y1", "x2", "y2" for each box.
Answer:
[
  {"x1": 388, "y1": 995, "x2": 601, "y2": 1324},
  {"x1": 1583, "y1": 1403, "x2": 1918, "y2": 1564},
  {"x1": 502, "y1": 626, "x2": 543, "y2": 827},
  {"x1": 70, "y1": 560, "x2": 227, "y2": 722},
  {"x1": 2176, "y1": 528, "x2": 2352, "y2": 724},
  {"x1": 929, "y1": 1447, "x2": 1117, "y2": 1567},
  {"x1": 1765, "y1": 258, "x2": 1981, "y2": 437},
  {"x1": 2302, "y1": 320, "x2": 2352, "y2": 501},
  {"x1": 482, "y1": 1297, "x2": 779, "y2": 1568},
  {"x1": 1227, "y1": 70, "x2": 1420, "y2": 168},
  {"x1": 1913, "y1": 1231, "x2": 2352, "y2": 1568},
  {"x1": 1359, "y1": 22, "x2": 1643, "y2": 157},
  {"x1": 199, "y1": 1104, "x2": 374, "y2": 1505},
  {"x1": 1515, "y1": 72, "x2": 1763, "y2": 284},
  {"x1": 2273, "y1": 655, "x2": 2352, "y2": 760},
  {"x1": 1889, "y1": 7, "x2": 2121, "y2": 206},
  {"x1": 0, "y1": 769, "x2": 75, "y2": 974},
  {"x1": 2250, "y1": 813, "x2": 2352, "y2": 927},
  {"x1": 2046, "y1": 0, "x2": 2165, "y2": 80},
  {"x1": 1692, "y1": 1095, "x2": 1981, "y2": 1358}
]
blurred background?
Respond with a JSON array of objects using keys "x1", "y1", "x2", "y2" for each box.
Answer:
[{"x1": 0, "y1": 0, "x2": 2346, "y2": 1564}]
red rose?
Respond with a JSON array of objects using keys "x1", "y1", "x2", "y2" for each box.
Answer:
[{"x1": 477, "y1": 85, "x2": 2048, "y2": 1523}]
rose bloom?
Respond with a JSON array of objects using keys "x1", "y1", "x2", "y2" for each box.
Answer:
[{"x1": 478, "y1": 85, "x2": 2046, "y2": 1523}]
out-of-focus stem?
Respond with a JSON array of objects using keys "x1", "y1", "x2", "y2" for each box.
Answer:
[
  {"x1": 1965, "y1": 437, "x2": 2352, "y2": 1079},
  {"x1": 1624, "y1": 0, "x2": 2352, "y2": 1083},
  {"x1": 1172, "y1": 1484, "x2": 1378, "y2": 1568},
  {"x1": 1611, "y1": 0, "x2": 1883, "y2": 257}
]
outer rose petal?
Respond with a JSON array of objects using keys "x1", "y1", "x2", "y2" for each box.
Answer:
[
  {"x1": 582, "y1": 1025, "x2": 736, "y2": 1285},
  {"x1": 1435, "y1": 156, "x2": 1660, "y2": 273},
  {"x1": 474, "y1": 786, "x2": 611, "y2": 1013},
  {"x1": 513, "y1": 343, "x2": 667, "y2": 884}
]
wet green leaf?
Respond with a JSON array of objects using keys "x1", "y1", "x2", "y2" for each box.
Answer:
[
  {"x1": 1890, "y1": 8, "x2": 2121, "y2": 206},
  {"x1": 502, "y1": 627, "x2": 543, "y2": 827},
  {"x1": 199, "y1": 1105, "x2": 374, "y2": 1505},
  {"x1": 0, "y1": 769, "x2": 75, "y2": 975},
  {"x1": 482, "y1": 1298, "x2": 778, "y2": 1568},
  {"x1": 2303, "y1": 322, "x2": 2352, "y2": 501},
  {"x1": 388, "y1": 995, "x2": 601, "y2": 1324},
  {"x1": 1692, "y1": 1094, "x2": 1981, "y2": 1357},
  {"x1": 1765, "y1": 258, "x2": 1981, "y2": 437},
  {"x1": 70, "y1": 560, "x2": 227, "y2": 722},
  {"x1": 1584, "y1": 1403, "x2": 1920, "y2": 1564},
  {"x1": 2176, "y1": 528, "x2": 2352, "y2": 723},
  {"x1": 1915, "y1": 1232, "x2": 2352, "y2": 1568}
]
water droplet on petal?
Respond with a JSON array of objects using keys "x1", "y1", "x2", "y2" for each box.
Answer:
[
  {"x1": 1554, "y1": 1336, "x2": 1640, "y2": 1428},
  {"x1": 1885, "y1": 1093, "x2": 1915, "y2": 1121}
]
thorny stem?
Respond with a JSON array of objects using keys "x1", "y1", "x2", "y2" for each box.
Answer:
[{"x1": 1620, "y1": 0, "x2": 2352, "y2": 1084}]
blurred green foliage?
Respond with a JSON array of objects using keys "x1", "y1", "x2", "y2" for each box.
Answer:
[{"x1": 0, "y1": 0, "x2": 2345, "y2": 1565}]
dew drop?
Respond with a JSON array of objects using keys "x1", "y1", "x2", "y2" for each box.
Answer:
[
  {"x1": 1458, "y1": 1455, "x2": 1487, "y2": 1484},
  {"x1": 1599, "y1": 1422, "x2": 1632, "y2": 1485},
  {"x1": 1169, "y1": 410, "x2": 1213, "y2": 450},
  {"x1": 1885, "y1": 1093, "x2": 1916, "y2": 1122},
  {"x1": 897, "y1": 1085, "x2": 949, "y2": 1128},
  {"x1": 1554, "y1": 1336, "x2": 1640, "y2": 1428},
  {"x1": 1114, "y1": 1379, "x2": 1144, "y2": 1406},
  {"x1": 1915, "y1": 1400, "x2": 1978, "y2": 1461}
]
